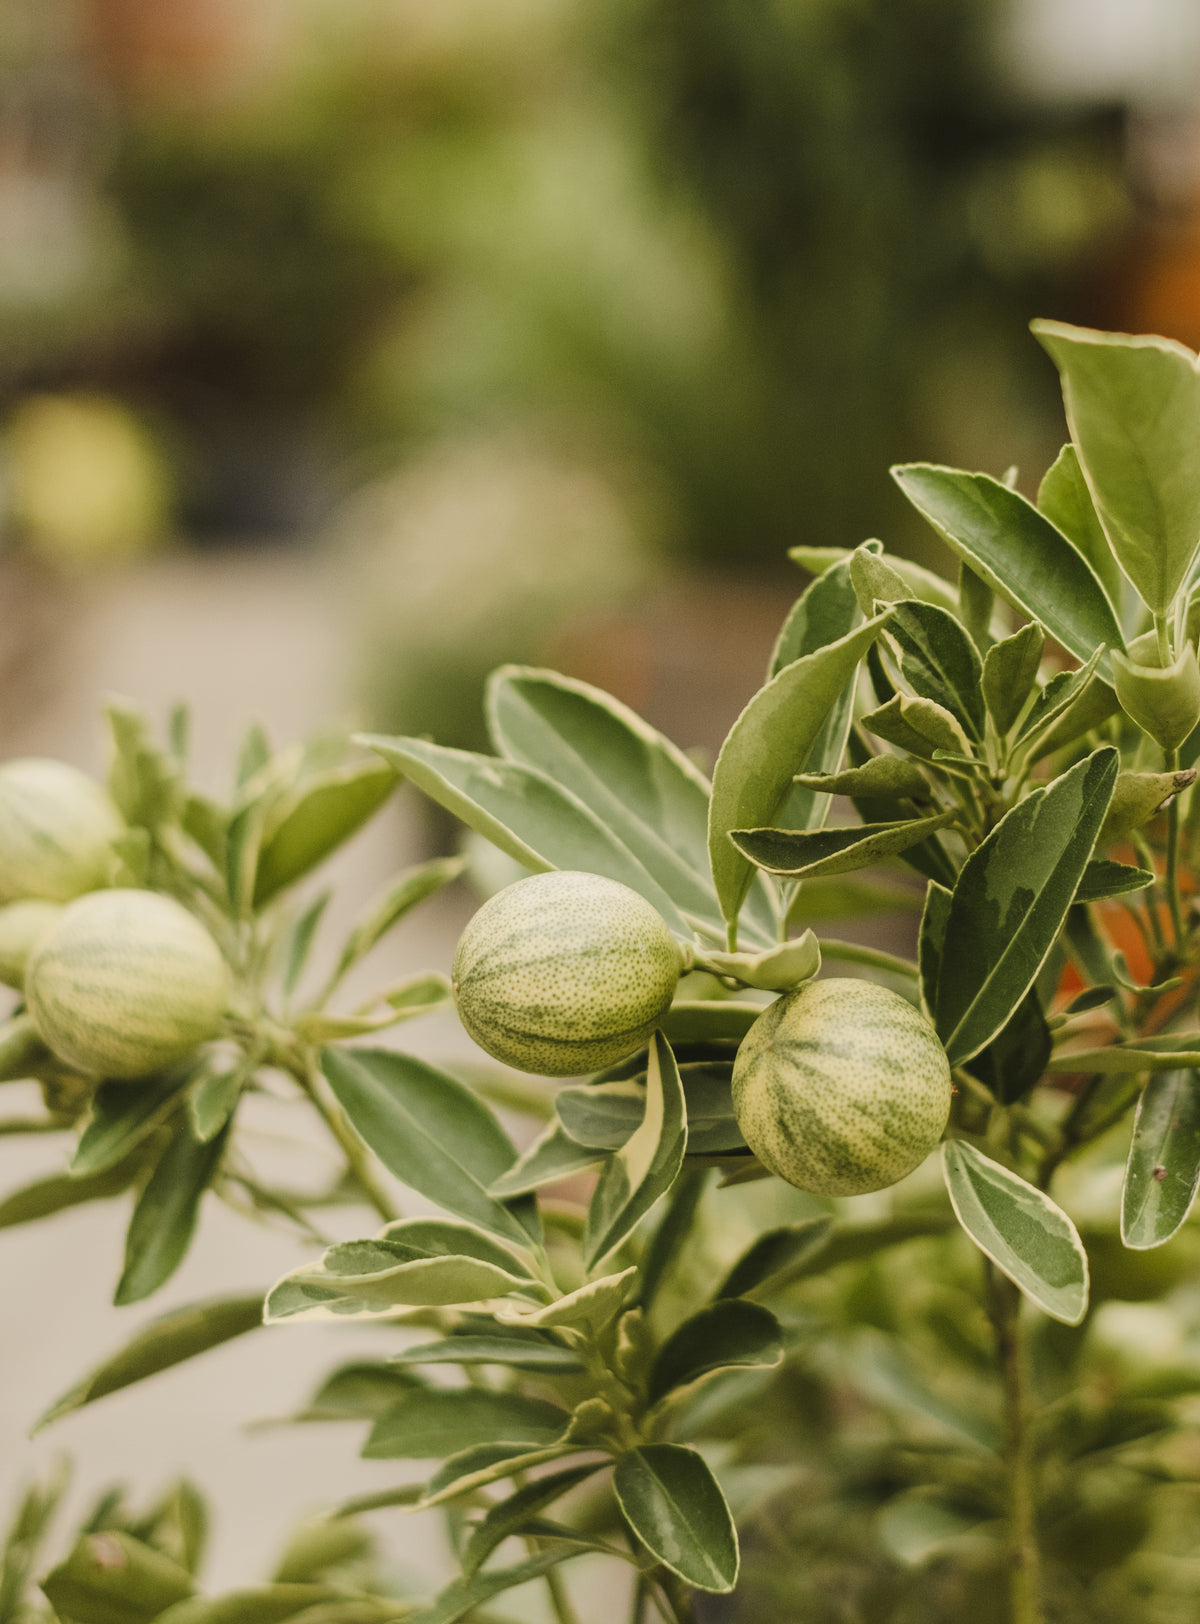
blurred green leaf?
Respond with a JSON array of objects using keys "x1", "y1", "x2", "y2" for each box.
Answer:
[
  {"x1": 115, "y1": 1123, "x2": 230, "y2": 1305},
  {"x1": 460, "y1": 1464, "x2": 604, "y2": 1577},
  {"x1": 649, "y1": 1301, "x2": 783, "y2": 1403},
  {"x1": 363, "y1": 1389, "x2": 568, "y2": 1460},
  {"x1": 41, "y1": 1531, "x2": 195, "y2": 1624},
  {"x1": 715, "y1": 1216, "x2": 834, "y2": 1298}
]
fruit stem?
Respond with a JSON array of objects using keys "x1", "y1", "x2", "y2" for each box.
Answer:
[
  {"x1": 985, "y1": 1262, "x2": 1044, "y2": 1624},
  {"x1": 292, "y1": 1046, "x2": 399, "y2": 1224}
]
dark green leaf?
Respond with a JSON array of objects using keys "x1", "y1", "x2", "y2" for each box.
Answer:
[
  {"x1": 731, "y1": 809, "x2": 957, "y2": 880},
  {"x1": 892, "y1": 464, "x2": 1123, "y2": 671},
  {"x1": 942, "y1": 1141, "x2": 1089, "y2": 1323},
  {"x1": 768, "y1": 558, "x2": 864, "y2": 836},
  {"x1": 968, "y1": 989, "x2": 1051, "y2": 1105},
  {"x1": 708, "y1": 613, "x2": 889, "y2": 941},
  {"x1": 405, "y1": 1549, "x2": 581, "y2": 1624},
  {"x1": 487, "y1": 1121, "x2": 602, "y2": 1200},
  {"x1": 1075, "y1": 859, "x2": 1154, "y2": 903},
  {"x1": 188, "y1": 1056, "x2": 252, "y2": 1145},
  {"x1": 558, "y1": 1065, "x2": 743, "y2": 1157},
  {"x1": 115, "y1": 1122, "x2": 230, "y2": 1305},
  {"x1": 41, "y1": 1531, "x2": 195, "y2": 1624},
  {"x1": 714, "y1": 1216, "x2": 834, "y2": 1298},
  {"x1": 420, "y1": 1443, "x2": 574, "y2": 1508},
  {"x1": 321, "y1": 1047, "x2": 536, "y2": 1245},
  {"x1": 36, "y1": 1295, "x2": 264, "y2": 1430},
  {"x1": 584, "y1": 1032, "x2": 687, "y2": 1269},
  {"x1": 1032, "y1": 320, "x2": 1200, "y2": 615},
  {"x1": 982, "y1": 621, "x2": 1044, "y2": 737},
  {"x1": 356, "y1": 735, "x2": 689, "y2": 935},
  {"x1": 0, "y1": 1160, "x2": 141, "y2": 1232},
  {"x1": 253, "y1": 762, "x2": 397, "y2": 905},
  {"x1": 885, "y1": 599, "x2": 985, "y2": 739},
  {"x1": 1121, "y1": 1070, "x2": 1200, "y2": 1249},
  {"x1": 72, "y1": 1067, "x2": 195, "y2": 1176},
  {"x1": 391, "y1": 1336, "x2": 582, "y2": 1373},
  {"x1": 648, "y1": 1301, "x2": 783, "y2": 1403},
  {"x1": 918, "y1": 880, "x2": 951, "y2": 1022},
  {"x1": 613, "y1": 1445, "x2": 739, "y2": 1593},
  {"x1": 363, "y1": 1389, "x2": 568, "y2": 1460},
  {"x1": 461, "y1": 1465, "x2": 604, "y2": 1577},
  {"x1": 936, "y1": 748, "x2": 1119, "y2": 1065},
  {"x1": 1037, "y1": 442, "x2": 1124, "y2": 613}
]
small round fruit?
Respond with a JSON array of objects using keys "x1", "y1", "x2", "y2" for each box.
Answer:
[
  {"x1": 25, "y1": 889, "x2": 230, "y2": 1079},
  {"x1": 732, "y1": 977, "x2": 951, "y2": 1197},
  {"x1": 0, "y1": 757, "x2": 124, "y2": 903},
  {"x1": 452, "y1": 870, "x2": 682, "y2": 1076},
  {"x1": 0, "y1": 899, "x2": 61, "y2": 989}
]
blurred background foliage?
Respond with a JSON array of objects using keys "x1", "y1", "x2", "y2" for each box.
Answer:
[{"x1": 6, "y1": 0, "x2": 1195, "y2": 744}]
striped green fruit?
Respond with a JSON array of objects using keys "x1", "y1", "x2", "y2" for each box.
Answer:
[
  {"x1": 25, "y1": 889, "x2": 230, "y2": 1079},
  {"x1": 0, "y1": 757, "x2": 124, "y2": 903},
  {"x1": 732, "y1": 978, "x2": 951, "y2": 1196},
  {"x1": 452, "y1": 870, "x2": 682, "y2": 1076}
]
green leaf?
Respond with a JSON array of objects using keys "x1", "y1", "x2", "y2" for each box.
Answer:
[
  {"x1": 115, "y1": 1122, "x2": 230, "y2": 1305},
  {"x1": 659, "y1": 1003, "x2": 763, "y2": 1045},
  {"x1": 788, "y1": 546, "x2": 959, "y2": 614},
  {"x1": 613, "y1": 1445, "x2": 739, "y2": 1593},
  {"x1": 460, "y1": 1465, "x2": 604, "y2": 1578},
  {"x1": 486, "y1": 667, "x2": 770, "y2": 945},
  {"x1": 154, "y1": 1585, "x2": 375, "y2": 1624},
  {"x1": 731, "y1": 809, "x2": 958, "y2": 881},
  {"x1": 941, "y1": 1141, "x2": 1089, "y2": 1324},
  {"x1": 182, "y1": 794, "x2": 227, "y2": 872},
  {"x1": 72, "y1": 1066, "x2": 196, "y2": 1176},
  {"x1": 648, "y1": 1301, "x2": 783, "y2": 1404},
  {"x1": 293, "y1": 973, "x2": 452, "y2": 1042},
  {"x1": 917, "y1": 879, "x2": 951, "y2": 1022},
  {"x1": 1121, "y1": 1070, "x2": 1200, "y2": 1249},
  {"x1": 1046, "y1": 1043, "x2": 1200, "y2": 1074},
  {"x1": 698, "y1": 931, "x2": 821, "y2": 992},
  {"x1": 355, "y1": 735, "x2": 689, "y2": 936},
  {"x1": 105, "y1": 699, "x2": 184, "y2": 832},
  {"x1": 494, "y1": 1267, "x2": 638, "y2": 1336},
  {"x1": 861, "y1": 693, "x2": 971, "y2": 758},
  {"x1": 982, "y1": 621, "x2": 1044, "y2": 737},
  {"x1": 1037, "y1": 442, "x2": 1125, "y2": 614},
  {"x1": 708, "y1": 613, "x2": 890, "y2": 941},
  {"x1": 391, "y1": 1335, "x2": 583, "y2": 1373},
  {"x1": 885, "y1": 599, "x2": 985, "y2": 739},
  {"x1": 419, "y1": 1443, "x2": 575, "y2": 1508},
  {"x1": 188, "y1": 1056, "x2": 253, "y2": 1145},
  {"x1": 405, "y1": 1549, "x2": 582, "y2": 1624},
  {"x1": 584, "y1": 1032, "x2": 687, "y2": 1269},
  {"x1": 1075, "y1": 859, "x2": 1154, "y2": 903},
  {"x1": 968, "y1": 989, "x2": 1051, "y2": 1106},
  {"x1": 362, "y1": 1389, "x2": 568, "y2": 1460},
  {"x1": 253, "y1": 763, "x2": 397, "y2": 905},
  {"x1": 36, "y1": 1294, "x2": 263, "y2": 1431},
  {"x1": 41, "y1": 1531, "x2": 195, "y2": 1624},
  {"x1": 768, "y1": 558, "x2": 864, "y2": 836},
  {"x1": 936, "y1": 747, "x2": 1119, "y2": 1066},
  {"x1": 0, "y1": 1160, "x2": 140, "y2": 1232},
  {"x1": 276, "y1": 891, "x2": 331, "y2": 1002},
  {"x1": 892, "y1": 464, "x2": 1123, "y2": 671},
  {"x1": 324, "y1": 857, "x2": 466, "y2": 993},
  {"x1": 321, "y1": 1047, "x2": 536, "y2": 1245},
  {"x1": 1032, "y1": 320, "x2": 1200, "y2": 615},
  {"x1": 487, "y1": 1121, "x2": 602, "y2": 1199},
  {"x1": 292, "y1": 1362, "x2": 420, "y2": 1421},
  {"x1": 793, "y1": 756, "x2": 930, "y2": 800},
  {"x1": 0, "y1": 1464, "x2": 69, "y2": 1622},
  {"x1": 714, "y1": 1216, "x2": 834, "y2": 1298},
  {"x1": 557, "y1": 1066, "x2": 743, "y2": 1156}
]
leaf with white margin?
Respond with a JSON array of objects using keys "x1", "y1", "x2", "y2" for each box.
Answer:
[
  {"x1": 495, "y1": 1267, "x2": 638, "y2": 1336},
  {"x1": 942, "y1": 1141, "x2": 1088, "y2": 1324}
]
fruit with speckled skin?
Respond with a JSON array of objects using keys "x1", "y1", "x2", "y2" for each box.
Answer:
[
  {"x1": 732, "y1": 978, "x2": 951, "y2": 1196},
  {"x1": 452, "y1": 871, "x2": 682, "y2": 1076},
  {"x1": 0, "y1": 758, "x2": 124, "y2": 903},
  {"x1": 25, "y1": 889, "x2": 230, "y2": 1079}
]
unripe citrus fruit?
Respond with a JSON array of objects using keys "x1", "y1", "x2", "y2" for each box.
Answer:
[
  {"x1": 452, "y1": 870, "x2": 682, "y2": 1076},
  {"x1": 732, "y1": 978, "x2": 951, "y2": 1196},
  {"x1": 25, "y1": 889, "x2": 230, "y2": 1079},
  {"x1": 0, "y1": 757, "x2": 124, "y2": 902},
  {"x1": 0, "y1": 899, "x2": 62, "y2": 989}
]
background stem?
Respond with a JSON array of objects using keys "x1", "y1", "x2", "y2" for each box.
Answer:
[{"x1": 985, "y1": 1263, "x2": 1043, "y2": 1624}]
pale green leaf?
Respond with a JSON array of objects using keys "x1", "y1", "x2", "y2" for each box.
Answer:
[
  {"x1": 1122, "y1": 1070, "x2": 1200, "y2": 1249},
  {"x1": 942, "y1": 1141, "x2": 1089, "y2": 1324}
]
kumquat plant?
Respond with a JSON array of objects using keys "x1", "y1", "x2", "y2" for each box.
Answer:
[{"x1": 9, "y1": 319, "x2": 1200, "y2": 1623}]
